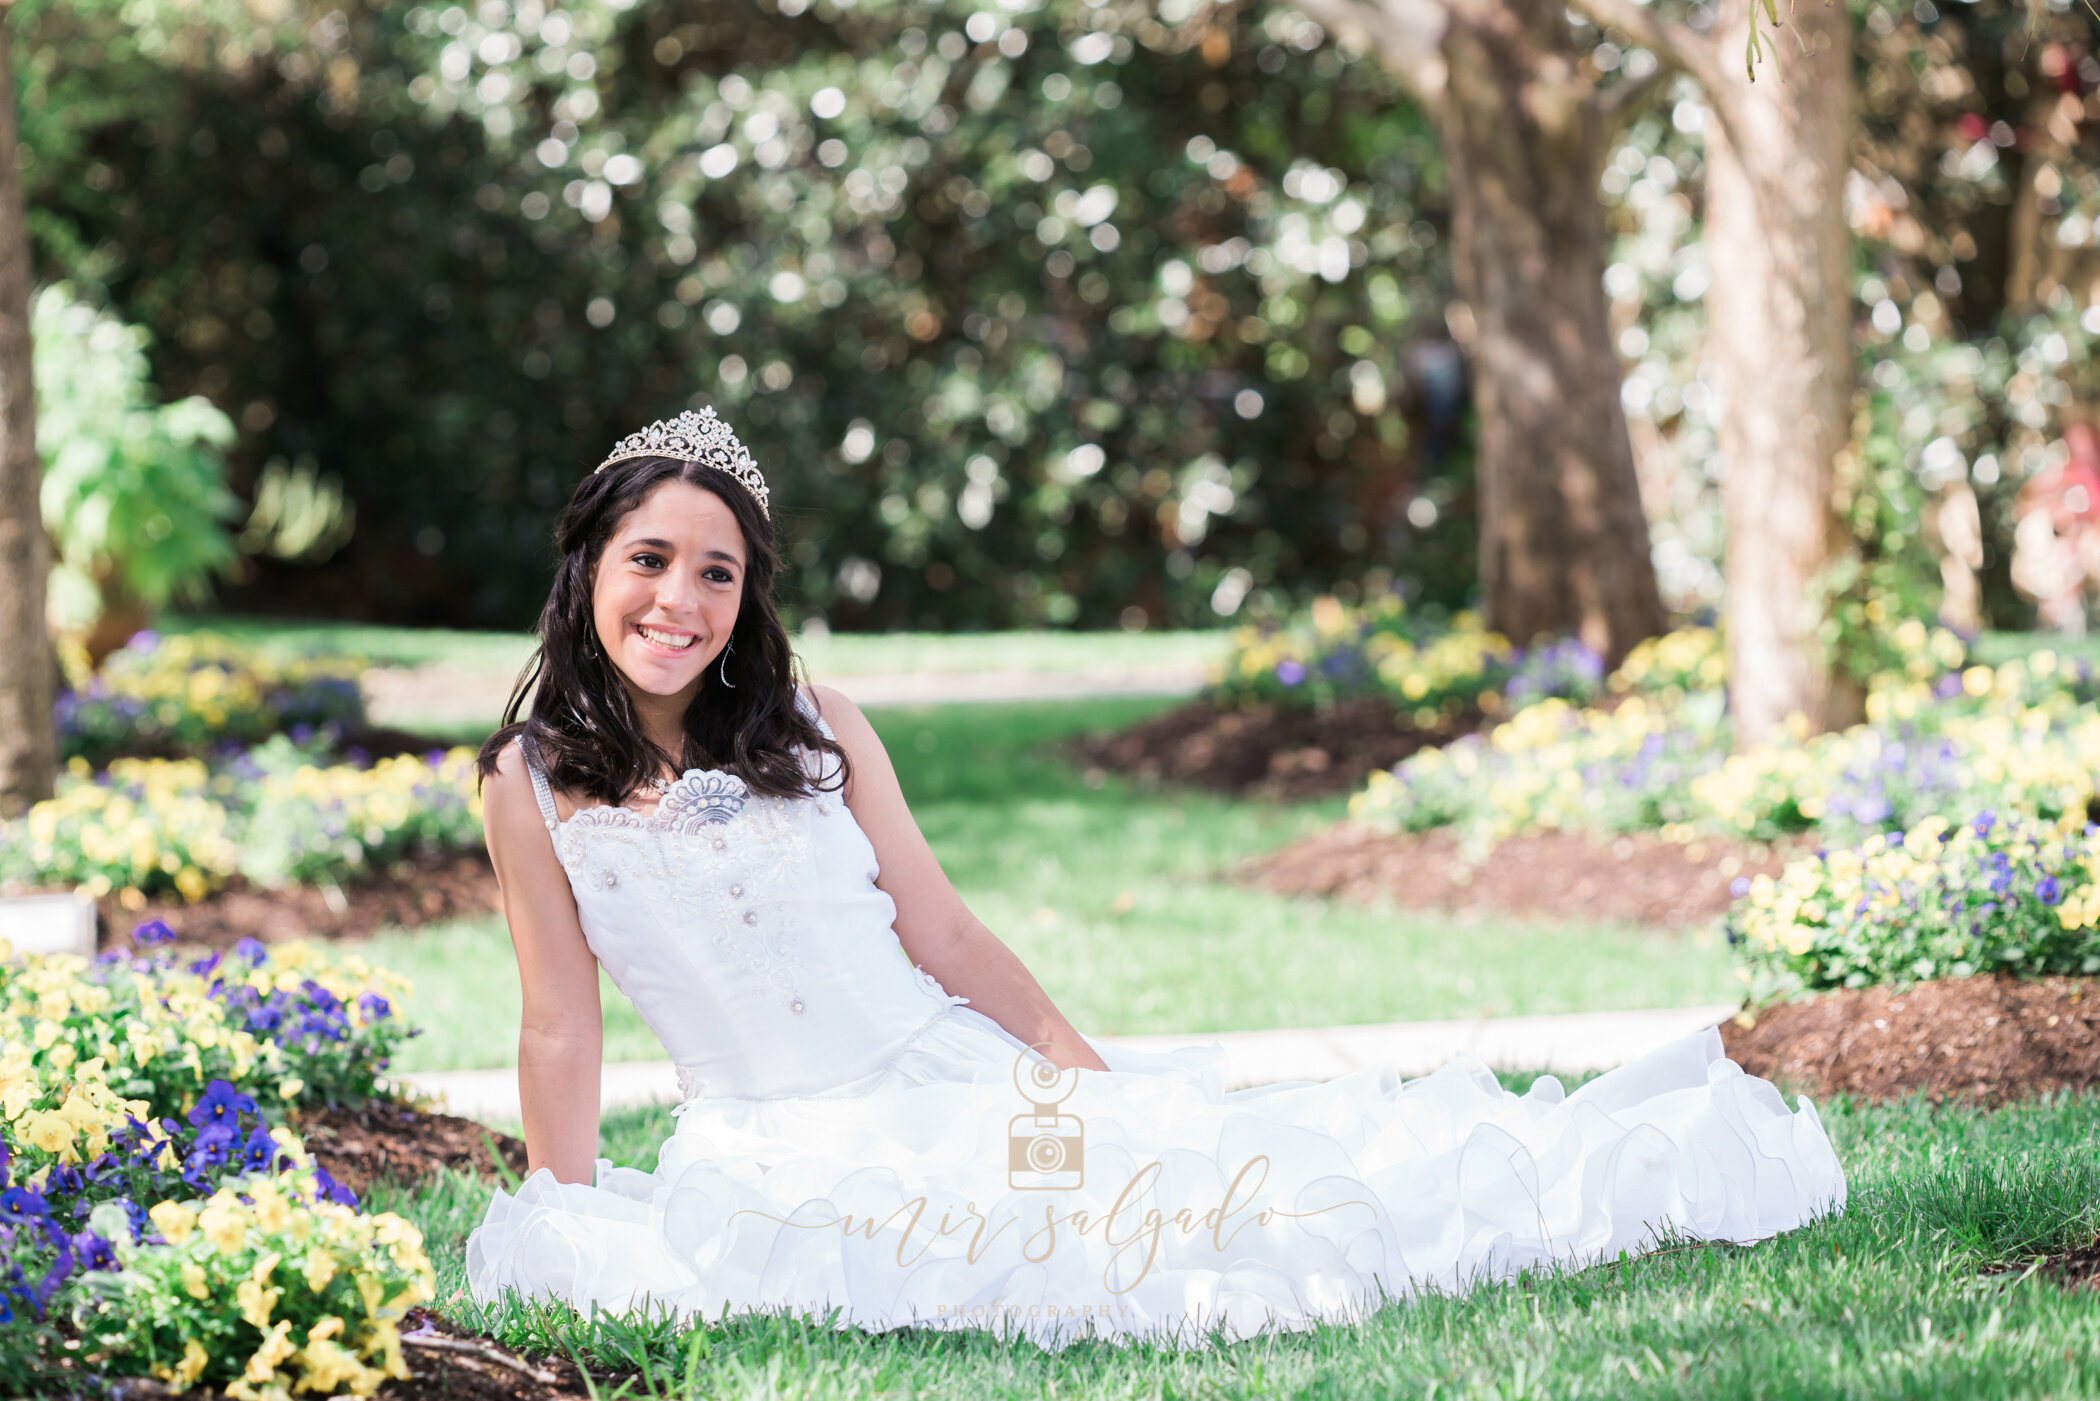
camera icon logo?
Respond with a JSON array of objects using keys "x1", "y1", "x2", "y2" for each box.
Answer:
[{"x1": 1008, "y1": 1046, "x2": 1084, "y2": 1191}]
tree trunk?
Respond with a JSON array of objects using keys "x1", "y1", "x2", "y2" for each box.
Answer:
[
  {"x1": 1702, "y1": 0, "x2": 1858, "y2": 746},
  {"x1": 0, "y1": 10, "x2": 54, "y2": 815},
  {"x1": 1436, "y1": 0, "x2": 1666, "y2": 668}
]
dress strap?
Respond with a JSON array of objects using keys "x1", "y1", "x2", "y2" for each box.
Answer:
[
  {"x1": 516, "y1": 734, "x2": 561, "y2": 828},
  {"x1": 795, "y1": 686, "x2": 837, "y2": 741}
]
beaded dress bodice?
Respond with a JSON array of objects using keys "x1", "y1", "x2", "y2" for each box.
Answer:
[{"x1": 516, "y1": 701, "x2": 965, "y2": 1102}]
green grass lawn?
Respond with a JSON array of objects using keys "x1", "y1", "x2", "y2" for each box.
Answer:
[
  {"x1": 323, "y1": 633, "x2": 2100, "y2": 1394},
  {"x1": 370, "y1": 696, "x2": 1735, "y2": 1073},
  {"x1": 373, "y1": 1089, "x2": 2100, "y2": 1398},
  {"x1": 164, "y1": 615, "x2": 1232, "y2": 677}
]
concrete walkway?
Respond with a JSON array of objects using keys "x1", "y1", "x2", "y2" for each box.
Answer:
[
  {"x1": 822, "y1": 664, "x2": 1207, "y2": 707},
  {"x1": 401, "y1": 1003, "x2": 1740, "y2": 1124}
]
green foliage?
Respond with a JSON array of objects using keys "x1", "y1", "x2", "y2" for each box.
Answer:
[
  {"x1": 21, "y1": 0, "x2": 1470, "y2": 630},
  {"x1": 32, "y1": 285, "x2": 241, "y2": 630},
  {"x1": 1729, "y1": 810, "x2": 2100, "y2": 1001}
]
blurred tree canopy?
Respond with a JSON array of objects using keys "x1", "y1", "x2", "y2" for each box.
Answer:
[
  {"x1": 1597, "y1": 0, "x2": 2100, "y2": 643},
  {"x1": 20, "y1": 0, "x2": 1480, "y2": 631}
]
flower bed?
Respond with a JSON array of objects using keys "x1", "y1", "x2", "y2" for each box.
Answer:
[
  {"x1": 1727, "y1": 810, "x2": 2100, "y2": 1001},
  {"x1": 1602, "y1": 626, "x2": 1729, "y2": 705},
  {"x1": 1209, "y1": 594, "x2": 1608, "y2": 723},
  {"x1": 0, "y1": 932, "x2": 431, "y2": 1394},
  {"x1": 0, "y1": 739, "x2": 483, "y2": 906},
  {"x1": 58, "y1": 632, "x2": 366, "y2": 769},
  {"x1": 1349, "y1": 645, "x2": 2092, "y2": 852}
]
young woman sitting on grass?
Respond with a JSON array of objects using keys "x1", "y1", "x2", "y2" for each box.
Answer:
[{"x1": 465, "y1": 408, "x2": 1847, "y2": 1349}]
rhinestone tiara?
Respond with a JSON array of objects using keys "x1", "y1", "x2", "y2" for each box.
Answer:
[{"x1": 594, "y1": 407, "x2": 770, "y2": 518}]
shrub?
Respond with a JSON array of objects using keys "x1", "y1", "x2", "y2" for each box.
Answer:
[
  {"x1": 1729, "y1": 811, "x2": 2100, "y2": 1002},
  {"x1": 33, "y1": 286, "x2": 241, "y2": 638},
  {"x1": 25, "y1": 1, "x2": 1469, "y2": 631}
]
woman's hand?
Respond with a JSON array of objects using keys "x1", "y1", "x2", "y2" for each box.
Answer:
[
  {"x1": 483, "y1": 741, "x2": 606, "y2": 1182},
  {"x1": 810, "y1": 687, "x2": 1111, "y2": 1075}
]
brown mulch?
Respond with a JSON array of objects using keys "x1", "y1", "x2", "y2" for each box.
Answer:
[
  {"x1": 1719, "y1": 975, "x2": 2100, "y2": 1106},
  {"x1": 1072, "y1": 697, "x2": 1484, "y2": 801},
  {"x1": 96, "y1": 848, "x2": 501, "y2": 951},
  {"x1": 294, "y1": 1100, "x2": 530, "y2": 1199},
  {"x1": 385, "y1": 1309, "x2": 600, "y2": 1401},
  {"x1": 342, "y1": 725, "x2": 495, "y2": 763},
  {"x1": 1241, "y1": 824, "x2": 1803, "y2": 930},
  {"x1": 2040, "y1": 1239, "x2": 2100, "y2": 1293}
]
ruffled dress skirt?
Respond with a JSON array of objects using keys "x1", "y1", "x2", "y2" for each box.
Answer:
[{"x1": 466, "y1": 1006, "x2": 1846, "y2": 1350}]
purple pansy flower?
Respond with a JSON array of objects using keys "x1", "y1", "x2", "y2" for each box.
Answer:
[
  {"x1": 187, "y1": 1080, "x2": 258, "y2": 1134},
  {"x1": 130, "y1": 919, "x2": 178, "y2": 947}
]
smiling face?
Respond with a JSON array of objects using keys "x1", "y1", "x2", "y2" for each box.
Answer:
[{"x1": 590, "y1": 478, "x2": 748, "y2": 709}]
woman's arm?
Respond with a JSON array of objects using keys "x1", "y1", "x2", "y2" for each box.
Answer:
[
  {"x1": 483, "y1": 742, "x2": 604, "y2": 1183},
  {"x1": 811, "y1": 686, "x2": 1110, "y2": 1074}
]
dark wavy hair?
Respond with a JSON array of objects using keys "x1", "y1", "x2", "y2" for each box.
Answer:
[{"x1": 477, "y1": 454, "x2": 846, "y2": 804}]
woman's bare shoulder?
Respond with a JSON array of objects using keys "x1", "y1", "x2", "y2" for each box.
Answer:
[
  {"x1": 803, "y1": 683, "x2": 871, "y2": 737},
  {"x1": 483, "y1": 736, "x2": 552, "y2": 830}
]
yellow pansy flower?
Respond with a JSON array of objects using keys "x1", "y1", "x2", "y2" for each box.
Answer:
[
  {"x1": 242, "y1": 1317, "x2": 298, "y2": 1382},
  {"x1": 302, "y1": 1247, "x2": 338, "y2": 1293},
  {"x1": 154, "y1": 1338, "x2": 210, "y2": 1390},
  {"x1": 199, "y1": 1195, "x2": 249, "y2": 1254},
  {"x1": 237, "y1": 1274, "x2": 282, "y2": 1329},
  {"x1": 149, "y1": 1199, "x2": 198, "y2": 1245},
  {"x1": 251, "y1": 1182, "x2": 291, "y2": 1234},
  {"x1": 293, "y1": 1336, "x2": 384, "y2": 1396}
]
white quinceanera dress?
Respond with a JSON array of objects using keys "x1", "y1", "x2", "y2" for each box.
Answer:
[{"x1": 465, "y1": 697, "x2": 1846, "y2": 1350}]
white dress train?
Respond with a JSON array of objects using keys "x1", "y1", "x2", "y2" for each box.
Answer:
[{"x1": 465, "y1": 700, "x2": 1845, "y2": 1350}]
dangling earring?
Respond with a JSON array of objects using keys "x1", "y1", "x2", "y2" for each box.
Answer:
[{"x1": 718, "y1": 636, "x2": 737, "y2": 688}]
